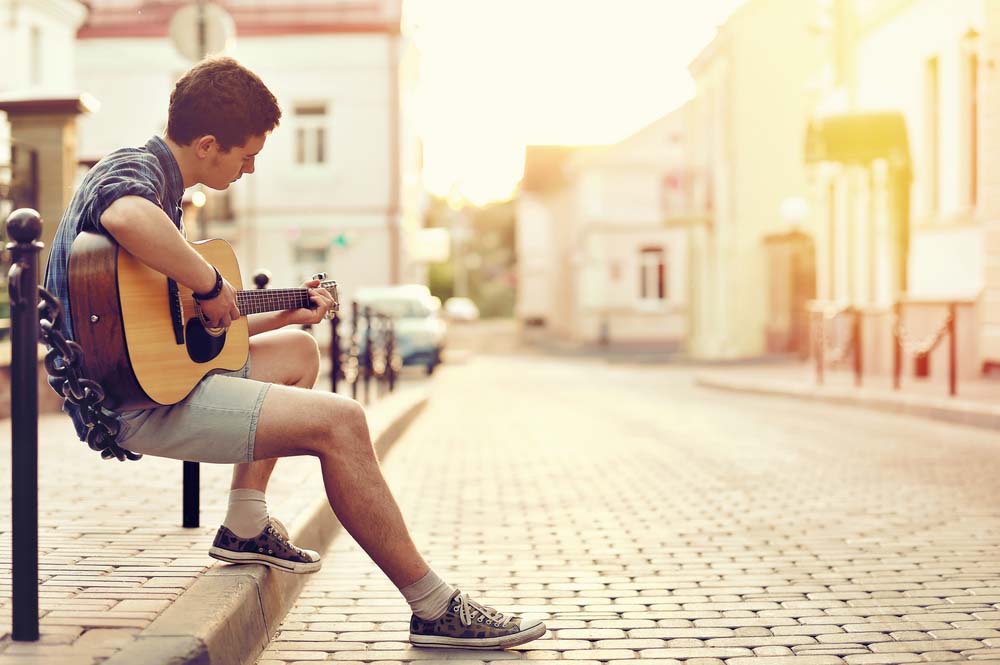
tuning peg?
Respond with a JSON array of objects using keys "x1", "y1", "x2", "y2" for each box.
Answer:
[{"x1": 311, "y1": 272, "x2": 327, "y2": 281}]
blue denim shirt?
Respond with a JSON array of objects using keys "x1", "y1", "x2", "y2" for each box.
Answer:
[{"x1": 43, "y1": 136, "x2": 185, "y2": 439}]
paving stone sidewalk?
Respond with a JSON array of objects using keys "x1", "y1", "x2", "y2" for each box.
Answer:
[
  {"x1": 261, "y1": 356, "x2": 1000, "y2": 665},
  {"x1": 695, "y1": 363, "x2": 1000, "y2": 431},
  {"x1": 0, "y1": 379, "x2": 421, "y2": 665}
]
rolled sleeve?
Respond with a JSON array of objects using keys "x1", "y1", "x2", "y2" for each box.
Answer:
[{"x1": 82, "y1": 161, "x2": 164, "y2": 234}]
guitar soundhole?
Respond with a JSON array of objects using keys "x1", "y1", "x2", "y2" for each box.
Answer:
[{"x1": 185, "y1": 318, "x2": 228, "y2": 364}]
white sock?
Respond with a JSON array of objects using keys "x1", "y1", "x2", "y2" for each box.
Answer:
[
  {"x1": 401, "y1": 569, "x2": 456, "y2": 620},
  {"x1": 222, "y1": 488, "x2": 269, "y2": 538}
]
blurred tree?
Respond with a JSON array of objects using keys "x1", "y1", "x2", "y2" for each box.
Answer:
[
  {"x1": 423, "y1": 195, "x2": 517, "y2": 318},
  {"x1": 428, "y1": 260, "x2": 455, "y2": 303}
]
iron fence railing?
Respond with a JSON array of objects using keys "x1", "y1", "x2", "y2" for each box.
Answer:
[
  {"x1": 893, "y1": 299, "x2": 960, "y2": 397},
  {"x1": 251, "y1": 272, "x2": 400, "y2": 404},
  {"x1": 810, "y1": 298, "x2": 965, "y2": 397},
  {"x1": 809, "y1": 301, "x2": 861, "y2": 388}
]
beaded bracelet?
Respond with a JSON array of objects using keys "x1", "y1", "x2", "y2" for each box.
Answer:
[{"x1": 192, "y1": 265, "x2": 223, "y2": 301}]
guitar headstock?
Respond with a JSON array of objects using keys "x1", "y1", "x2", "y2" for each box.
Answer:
[{"x1": 312, "y1": 272, "x2": 340, "y2": 317}]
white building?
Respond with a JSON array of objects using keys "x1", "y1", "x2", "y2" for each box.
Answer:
[
  {"x1": 516, "y1": 146, "x2": 575, "y2": 330},
  {"x1": 75, "y1": 0, "x2": 424, "y2": 304},
  {"x1": 0, "y1": 0, "x2": 88, "y2": 212},
  {"x1": 517, "y1": 105, "x2": 692, "y2": 348},
  {"x1": 0, "y1": 0, "x2": 85, "y2": 95}
]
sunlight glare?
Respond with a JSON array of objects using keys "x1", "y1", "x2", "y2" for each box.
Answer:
[{"x1": 407, "y1": 0, "x2": 747, "y2": 204}]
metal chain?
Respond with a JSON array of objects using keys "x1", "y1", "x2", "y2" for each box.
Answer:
[
  {"x1": 36, "y1": 287, "x2": 141, "y2": 462},
  {"x1": 825, "y1": 330, "x2": 856, "y2": 366},
  {"x1": 813, "y1": 307, "x2": 856, "y2": 367},
  {"x1": 893, "y1": 313, "x2": 952, "y2": 357}
]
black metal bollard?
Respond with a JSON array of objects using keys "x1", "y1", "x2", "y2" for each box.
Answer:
[
  {"x1": 948, "y1": 303, "x2": 957, "y2": 397},
  {"x1": 385, "y1": 316, "x2": 396, "y2": 393},
  {"x1": 351, "y1": 301, "x2": 359, "y2": 400},
  {"x1": 331, "y1": 313, "x2": 341, "y2": 394},
  {"x1": 893, "y1": 301, "x2": 902, "y2": 391},
  {"x1": 7, "y1": 209, "x2": 42, "y2": 641},
  {"x1": 363, "y1": 306, "x2": 373, "y2": 405},
  {"x1": 182, "y1": 461, "x2": 199, "y2": 528},
  {"x1": 853, "y1": 308, "x2": 863, "y2": 388},
  {"x1": 814, "y1": 312, "x2": 824, "y2": 387}
]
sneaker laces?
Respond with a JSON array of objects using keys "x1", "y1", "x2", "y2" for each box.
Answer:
[
  {"x1": 453, "y1": 591, "x2": 512, "y2": 628},
  {"x1": 268, "y1": 517, "x2": 289, "y2": 540},
  {"x1": 265, "y1": 517, "x2": 304, "y2": 556}
]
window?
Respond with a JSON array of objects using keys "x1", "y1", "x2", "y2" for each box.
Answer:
[
  {"x1": 924, "y1": 55, "x2": 940, "y2": 213},
  {"x1": 294, "y1": 103, "x2": 328, "y2": 165},
  {"x1": 639, "y1": 247, "x2": 667, "y2": 301},
  {"x1": 294, "y1": 244, "x2": 328, "y2": 266}
]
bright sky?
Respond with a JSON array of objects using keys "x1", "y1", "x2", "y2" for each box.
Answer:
[{"x1": 406, "y1": 0, "x2": 747, "y2": 204}]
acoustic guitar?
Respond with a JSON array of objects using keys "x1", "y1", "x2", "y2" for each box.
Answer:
[{"x1": 67, "y1": 231, "x2": 339, "y2": 411}]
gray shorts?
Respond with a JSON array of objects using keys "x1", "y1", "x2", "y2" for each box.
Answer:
[{"x1": 114, "y1": 361, "x2": 271, "y2": 464}]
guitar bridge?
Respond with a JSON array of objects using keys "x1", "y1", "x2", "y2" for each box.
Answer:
[{"x1": 167, "y1": 278, "x2": 184, "y2": 345}]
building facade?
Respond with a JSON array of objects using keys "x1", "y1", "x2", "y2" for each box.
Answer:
[
  {"x1": 565, "y1": 108, "x2": 693, "y2": 347},
  {"x1": 687, "y1": 0, "x2": 826, "y2": 359},
  {"x1": 0, "y1": 0, "x2": 88, "y2": 224},
  {"x1": 983, "y1": 0, "x2": 1000, "y2": 371},
  {"x1": 517, "y1": 105, "x2": 693, "y2": 348},
  {"x1": 0, "y1": 0, "x2": 91, "y2": 259},
  {"x1": 806, "y1": 0, "x2": 988, "y2": 379},
  {"x1": 74, "y1": 0, "x2": 424, "y2": 305}
]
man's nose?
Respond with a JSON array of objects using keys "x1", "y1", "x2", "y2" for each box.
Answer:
[{"x1": 243, "y1": 157, "x2": 255, "y2": 174}]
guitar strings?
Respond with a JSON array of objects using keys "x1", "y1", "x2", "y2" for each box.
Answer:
[{"x1": 235, "y1": 288, "x2": 314, "y2": 315}]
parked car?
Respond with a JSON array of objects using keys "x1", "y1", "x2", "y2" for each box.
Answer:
[
  {"x1": 353, "y1": 286, "x2": 447, "y2": 374},
  {"x1": 443, "y1": 296, "x2": 480, "y2": 322}
]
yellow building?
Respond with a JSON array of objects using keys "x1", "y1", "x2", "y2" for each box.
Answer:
[
  {"x1": 981, "y1": 0, "x2": 1000, "y2": 372},
  {"x1": 806, "y1": 0, "x2": 988, "y2": 379},
  {"x1": 687, "y1": 0, "x2": 826, "y2": 358}
]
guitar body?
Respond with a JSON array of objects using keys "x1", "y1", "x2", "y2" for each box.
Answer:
[{"x1": 68, "y1": 232, "x2": 249, "y2": 411}]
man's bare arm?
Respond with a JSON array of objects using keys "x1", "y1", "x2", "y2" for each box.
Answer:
[{"x1": 100, "y1": 195, "x2": 239, "y2": 327}]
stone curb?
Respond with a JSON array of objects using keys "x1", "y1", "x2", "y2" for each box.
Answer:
[
  {"x1": 104, "y1": 389, "x2": 429, "y2": 665},
  {"x1": 696, "y1": 375, "x2": 1000, "y2": 430}
]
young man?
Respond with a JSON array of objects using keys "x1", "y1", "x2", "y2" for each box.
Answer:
[{"x1": 43, "y1": 57, "x2": 545, "y2": 650}]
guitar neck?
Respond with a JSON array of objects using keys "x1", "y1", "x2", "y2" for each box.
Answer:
[{"x1": 236, "y1": 288, "x2": 312, "y2": 316}]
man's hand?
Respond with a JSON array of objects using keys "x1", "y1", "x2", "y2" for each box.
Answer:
[
  {"x1": 197, "y1": 277, "x2": 240, "y2": 329},
  {"x1": 284, "y1": 278, "x2": 337, "y2": 326}
]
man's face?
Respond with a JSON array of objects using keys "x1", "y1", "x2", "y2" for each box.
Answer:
[{"x1": 204, "y1": 133, "x2": 267, "y2": 190}]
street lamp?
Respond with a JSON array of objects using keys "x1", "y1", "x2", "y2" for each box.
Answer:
[
  {"x1": 191, "y1": 189, "x2": 207, "y2": 209},
  {"x1": 779, "y1": 196, "x2": 809, "y2": 231}
]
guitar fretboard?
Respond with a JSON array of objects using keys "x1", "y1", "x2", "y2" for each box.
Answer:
[{"x1": 236, "y1": 288, "x2": 313, "y2": 316}]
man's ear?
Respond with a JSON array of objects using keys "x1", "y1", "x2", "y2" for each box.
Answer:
[{"x1": 194, "y1": 135, "x2": 218, "y2": 157}]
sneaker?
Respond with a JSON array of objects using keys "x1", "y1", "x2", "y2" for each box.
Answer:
[
  {"x1": 409, "y1": 590, "x2": 546, "y2": 649},
  {"x1": 208, "y1": 517, "x2": 321, "y2": 574}
]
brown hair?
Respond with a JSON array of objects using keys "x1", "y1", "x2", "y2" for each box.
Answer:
[{"x1": 167, "y1": 57, "x2": 281, "y2": 151}]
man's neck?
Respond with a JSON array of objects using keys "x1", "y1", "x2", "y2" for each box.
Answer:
[{"x1": 163, "y1": 136, "x2": 200, "y2": 189}]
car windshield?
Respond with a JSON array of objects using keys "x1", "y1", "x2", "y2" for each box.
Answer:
[{"x1": 361, "y1": 297, "x2": 433, "y2": 319}]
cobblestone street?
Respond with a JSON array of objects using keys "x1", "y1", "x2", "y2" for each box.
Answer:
[{"x1": 258, "y1": 353, "x2": 1000, "y2": 664}]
